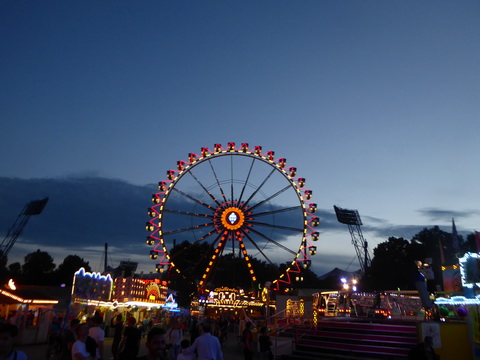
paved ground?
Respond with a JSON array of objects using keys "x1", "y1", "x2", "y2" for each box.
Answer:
[{"x1": 17, "y1": 332, "x2": 293, "y2": 360}]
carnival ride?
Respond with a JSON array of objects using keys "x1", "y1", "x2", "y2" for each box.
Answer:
[
  {"x1": 145, "y1": 143, "x2": 319, "y2": 292},
  {"x1": 0, "y1": 197, "x2": 49, "y2": 258},
  {"x1": 334, "y1": 205, "x2": 372, "y2": 274}
]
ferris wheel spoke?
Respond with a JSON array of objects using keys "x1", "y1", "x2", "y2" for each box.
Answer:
[
  {"x1": 199, "y1": 232, "x2": 228, "y2": 288},
  {"x1": 237, "y1": 157, "x2": 255, "y2": 204},
  {"x1": 149, "y1": 143, "x2": 313, "y2": 291},
  {"x1": 197, "y1": 229, "x2": 219, "y2": 242},
  {"x1": 230, "y1": 155, "x2": 234, "y2": 202},
  {"x1": 187, "y1": 170, "x2": 221, "y2": 207},
  {"x1": 248, "y1": 227, "x2": 298, "y2": 255},
  {"x1": 162, "y1": 222, "x2": 214, "y2": 236},
  {"x1": 163, "y1": 209, "x2": 213, "y2": 218},
  {"x1": 208, "y1": 159, "x2": 228, "y2": 204},
  {"x1": 248, "y1": 185, "x2": 292, "y2": 212},
  {"x1": 169, "y1": 231, "x2": 222, "y2": 262},
  {"x1": 171, "y1": 187, "x2": 215, "y2": 211},
  {"x1": 243, "y1": 167, "x2": 276, "y2": 207},
  {"x1": 252, "y1": 205, "x2": 302, "y2": 217},
  {"x1": 250, "y1": 220, "x2": 305, "y2": 233},
  {"x1": 240, "y1": 229, "x2": 278, "y2": 268}
]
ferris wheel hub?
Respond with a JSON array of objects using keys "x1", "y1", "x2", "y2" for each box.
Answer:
[{"x1": 220, "y1": 207, "x2": 245, "y2": 230}]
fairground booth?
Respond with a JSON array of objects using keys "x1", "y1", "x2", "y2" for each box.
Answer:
[
  {"x1": 70, "y1": 267, "x2": 179, "y2": 331},
  {"x1": 190, "y1": 287, "x2": 268, "y2": 319},
  {"x1": 0, "y1": 279, "x2": 59, "y2": 344},
  {"x1": 433, "y1": 252, "x2": 480, "y2": 360}
]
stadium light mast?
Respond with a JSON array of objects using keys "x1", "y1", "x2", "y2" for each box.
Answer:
[
  {"x1": 0, "y1": 197, "x2": 49, "y2": 258},
  {"x1": 334, "y1": 205, "x2": 372, "y2": 274}
]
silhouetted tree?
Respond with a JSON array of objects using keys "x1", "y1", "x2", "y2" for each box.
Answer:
[
  {"x1": 411, "y1": 226, "x2": 464, "y2": 290},
  {"x1": 22, "y1": 249, "x2": 55, "y2": 285},
  {"x1": 368, "y1": 227, "x2": 470, "y2": 292},
  {"x1": 54, "y1": 255, "x2": 91, "y2": 285},
  {"x1": 466, "y1": 233, "x2": 478, "y2": 253},
  {"x1": 162, "y1": 240, "x2": 323, "y2": 305},
  {"x1": 8, "y1": 262, "x2": 21, "y2": 279},
  {"x1": 369, "y1": 237, "x2": 420, "y2": 291}
]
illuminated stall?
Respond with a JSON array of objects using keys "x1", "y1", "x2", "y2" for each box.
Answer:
[
  {"x1": 193, "y1": 287, "x2": 266, "y2": 319},
  {"x1": 113, "y1": 277, "x2": 167, "y2": 306},
  {"x1": 71, "y1": 268, "x2": 170, "y2": 327},
  {"x1": 71, "y1": 268, "x2": 113, "y2": 313},
  {"x1": 433, "y1": 252, "x2": 480, "y2": 360},
  {"x1": 0, "y1": 280, "x2": 59, "y2": 344},
  {"x1": 112, "y1": 276, "x2": 170, "y2": 324}
]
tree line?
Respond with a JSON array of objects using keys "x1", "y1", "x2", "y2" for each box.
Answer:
[
  {"x1": 0, "y1": 250, "x2": 91, "y2": 286},
  {"x1": 163, "y1": 226, "x2": 476, "y2": 306},
  {"x1": 0, "y1": 226, "x2": 475, "y2": 307}
]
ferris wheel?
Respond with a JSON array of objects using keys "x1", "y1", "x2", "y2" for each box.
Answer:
[{"x1": 145, "y1": 143, "x2": 319, "y2": 292}]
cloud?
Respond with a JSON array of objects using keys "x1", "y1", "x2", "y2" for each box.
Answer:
[
  {"x1": 0, "y1": 176, "x2": 153, "y2": 268},
  {"x1": 418, "y1": 208, "x2": 480, "y2": 222},
  {"x1": 1, "y1": 176, "x2": 470, "y2": 277},
  {"x1": 0, "y1": 176, "x2": 349, "y2": 274}
]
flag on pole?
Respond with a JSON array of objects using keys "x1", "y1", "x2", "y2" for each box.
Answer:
[
  {"x1": 476, "y1": 231, "x2": 480, "y2": 253},
  {"x1": 452, "y1": 218, "x2": 459, "y2": 254},
  {"x1": 438, "y1": 238, "x2": 446, "y2": 265}
]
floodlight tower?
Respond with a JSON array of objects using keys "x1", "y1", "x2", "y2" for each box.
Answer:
[
  {"x1": 334, "y1": 205, "x2": 371, "y2": 274},
  {"x1": 0, "y1": 197, "x2": 49, "y2": 257}
]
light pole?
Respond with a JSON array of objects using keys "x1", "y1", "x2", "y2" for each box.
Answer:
[{"x1": 340, "y1": 278, "x2": 358, "y2": 316}]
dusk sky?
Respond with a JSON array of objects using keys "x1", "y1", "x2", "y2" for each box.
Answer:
[{"x1": 1, "y1": 1, "x2": 479, "y2": 278}]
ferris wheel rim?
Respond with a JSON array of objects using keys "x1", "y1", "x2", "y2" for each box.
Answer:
[{"x1": 146, "y1": 143, "x2": 319, "y2": 291}]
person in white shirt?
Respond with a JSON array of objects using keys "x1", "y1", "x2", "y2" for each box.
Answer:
[
  {"x1": 167, "y1": 321, "x2": 183, "y2": 360},
  {"x1": 72, "y1": 323, "x2": 95, "y2": 360},
  {"x1": 88, "y1": 316, "x2": 104, "y2": 360}
]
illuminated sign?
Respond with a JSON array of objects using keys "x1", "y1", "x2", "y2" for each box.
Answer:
[
  {"x1": 112, "y1": 277, "x2": 167, "y2": 305},
  {"x1": 146, "y1": 283, "x2": 161, "y2": 301},
  {"x1": 164, "y1": 294, "x2": 178, "y2": 310},
  {"x1": 460, "y1": 253, "x2": 480, "y2": 288},
  {"x1": 435, "y1": 295, "x2": 480, "y2": 306},
  {"x1": 73, "y1": 268, "x2": 113, "y2": 301},
  {"x1": 204, "y1": 287, "x2": 264, "y2": 308}
]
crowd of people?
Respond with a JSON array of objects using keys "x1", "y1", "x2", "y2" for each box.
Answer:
[
  {"x1": 43, "y1": 313, "x2": 274, "y2": 360},
  {"x1": 2, "y1": 312, "x2": 442, "y2": 360}
]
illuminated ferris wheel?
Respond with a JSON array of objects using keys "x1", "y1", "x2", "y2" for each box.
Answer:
[{"x1": 145, "y1": 143, "x2": 319, "y2": 292}]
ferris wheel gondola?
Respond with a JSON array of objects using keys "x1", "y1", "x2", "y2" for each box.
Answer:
[{"x1": 145, "y1": 143, "x2": 319, "y2": 292}]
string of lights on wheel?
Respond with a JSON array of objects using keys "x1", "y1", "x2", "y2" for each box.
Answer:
[{"x1": 145, "y1": 142, "x2": 319, "y2": 293}]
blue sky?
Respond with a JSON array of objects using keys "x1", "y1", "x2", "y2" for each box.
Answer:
[{"x1": 1, "y1": 1, "x2": 479, "y2": 278}]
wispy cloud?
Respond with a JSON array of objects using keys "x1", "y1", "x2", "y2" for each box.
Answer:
[
  {"x1": 418, "y1": 208, "x2": 479, "y2": 222},
  {"x1": 1, "y1": 177, "x2": 474, "y2": 277}
]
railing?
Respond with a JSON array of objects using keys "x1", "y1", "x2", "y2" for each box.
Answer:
[{"x1": 265, "y1": 308, "x2": 295, "y2": 358}]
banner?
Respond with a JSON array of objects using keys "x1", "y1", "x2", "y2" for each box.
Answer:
[{"x1": 442, "y1": 267, "x2": 462, "y2": 293}]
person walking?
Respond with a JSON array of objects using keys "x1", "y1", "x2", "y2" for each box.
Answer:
[
  {"x1": 258, "y1": 326, "x2": 273, "y2": 360},
  {"x1": 136, "y1": 327, "x2": 168, "y2": 360},
  {"x1": 186, "y1": 321, "x2": 223, "y2": 360},
  {"x1": 62, "y1": 319, "x2": 80, "y2": 360},
  {"x1": 88, "y1": 316, "x2": 104, "y2": 360},
  {"x1": 119, "y1": 317, "x2": 142, "y2": 360},
  {"x1": 189, "y1": 318, "x2": 199, "y2": 345},
  {"x1": 242, "y1": 322, "x2": 254, "y2": 360},
  {"x1": 111, "y1": 315, "x2": 124, "y2": 360},
  {"x1": 167, "y1": 321, "x2": 183, "y2": 360},
  {"x1": 72, "y1": 323, "x2": 96, "y2": 360}
]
